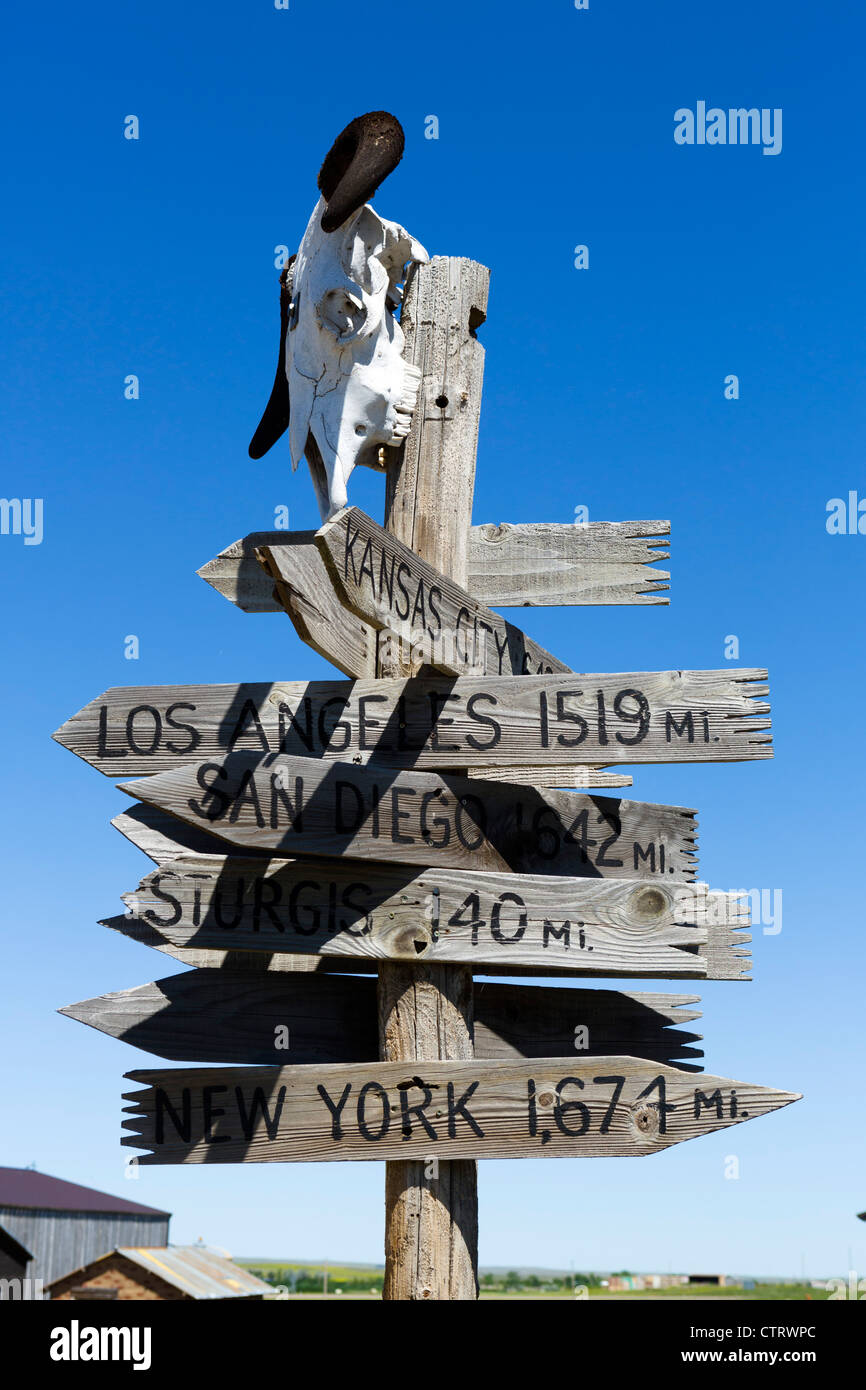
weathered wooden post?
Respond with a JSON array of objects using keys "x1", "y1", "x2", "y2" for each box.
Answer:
[
  {"x1": 53, "y1": 110, "x2": 800, "y2": 1309},
  {"x1": 377, "y1": 255, "x2": 489, "y2": 1300}
]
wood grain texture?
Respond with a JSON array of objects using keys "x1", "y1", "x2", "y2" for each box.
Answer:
[
  {"x1": 197, "y1": 520, "x2": 671, "y2": 614},
  {"x1": 121, "y1": 1056, "x2": 800, "y2": 1164},
  {"x1": 196, "y1": 532, "x2": 304, "y2": 613},
  {"x1": 468, "y1": 521, "x2": 670, "y2": 606},
  {"x1": 61, "y1": 974, "x2": 705, "y2": 1067},
  {"x1": 382, "y1": 256, "x2": 489, "y2": 592},
  {"x1": 100, "y1": 912, "x2": 378, "y2": 974},
  {"x1": 315, "y1": 506, "x2": 571, "y2": 677},
  {"x1": 254, "y1": 534, "x2": 377, "y2": 677},
  {"x1": 116, "y1": 753, "x2": 700, "y2": 879},
  {"x1": 193, "y1": 532, "x2": 631, "y2": 789},
  {"x1": 466, "y1": 765, "x2": 632, "y2": 788},
  {"x1": 111, "y1": 804, "x2": 244, "y2": 865},
  {"x1": 54, "y1": 670, "x2": 770, "y2": 776},
  {"x1": 120, "y1": 855, "x2": 750, "y2": 979},
  {"x1": 376, "y1": 257, "x2": 484, "y2": 1300},
  {"x1": 100, "y1": 909, "x2": 715, "y2": 983},
  {"x1": 64, "y1": 971, "x2": 380, "y2": 1063}
]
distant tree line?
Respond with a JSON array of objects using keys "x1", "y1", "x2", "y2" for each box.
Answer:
[
  {"x1": 248, "y1": 1266, "x2": 603, "y2": 1295},
  {"x1": 250, "y1": 1267, "x2": 383, "y2": 1295},
  {"x1": 480, "y1": 1271, "x2": 602, "y2": 1291}
]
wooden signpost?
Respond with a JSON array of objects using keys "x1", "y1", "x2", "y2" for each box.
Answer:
[
  {"x1": 114, "y1": 752, "x2": 701, "y2": 878},
  {"x1": 288, "y1": 505, "x2": 572, "y2": 677},
  {"x1": 120, "y1": 1058, "x2": 798, "y2": 1165},
  {"x1": 100, "y1": 911, "x2": 378, "y2": 975},
  {"x1": 117, "y1": 854, "x2": 751, "y2": 978},
  {"x1": 198, "y1": 519, "x2": 671, "y2": 618},
  {"x1": 56, "y1": 167, "x2": 797, "y2": 1301},
  {"x1": 54, "y1": 667, "x2": 771, "y2": 776},
  {"x1": 63, "y1": 976, "x2": 706, "y2": 1068}
]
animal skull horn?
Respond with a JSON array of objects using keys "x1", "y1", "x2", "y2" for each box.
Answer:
[{"x1": 248, "y1": 111, "x2": 429, "y2": 521}]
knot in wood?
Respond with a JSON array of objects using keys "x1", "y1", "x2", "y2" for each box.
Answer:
[
  {"x1": 631, "y1": 1104, "x2": 660, "y2": 1137},
  {"x1": 387, "y1": 922, "x2": 433, "y2": 959},
  {"x1": 628, "y1": 886, "x2": 671, "y2": 924}
]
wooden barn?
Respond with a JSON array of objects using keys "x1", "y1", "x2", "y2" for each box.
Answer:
[
  {"x1": 48, "y1": 1245, "x2": 273, "y2": 1301},
  {"x1": 0, "y1": 1167, "x2": 169, "y2": 1290}
]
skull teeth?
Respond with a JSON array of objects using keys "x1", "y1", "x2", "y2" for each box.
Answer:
[
  {"x1": 383, "y1": 359, "x2": 423, "y2": 442},
  {"x1": 398, "y1": 361, "x2": 422, "y2": 410}
]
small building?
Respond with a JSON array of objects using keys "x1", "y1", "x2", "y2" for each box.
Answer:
[
  {"x1": 608, "y1": 1273, "x2": 688, "y2": 1291},
  {"x1": 0, "y1": 1168, "x2": 169, "y2": 1290},
  {"x1": 48, "y1": 1246, "x2": 274, "y2": 1301},
  {"x1": 607, "y1": 1272, "x2": 736, "y2": 1291}
]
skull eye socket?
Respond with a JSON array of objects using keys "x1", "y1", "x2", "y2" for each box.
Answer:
[{"x1": 318, "y1": 288, "x2": 367, "y2": 339}]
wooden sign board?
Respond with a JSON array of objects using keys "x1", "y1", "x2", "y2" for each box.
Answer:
[
  {"x1": 312, "y1": 506, "x2": 572, "y2": 676},
  {"x1": 203, "y1": 539, "x2": 635, "y2": 789},
  {"x1": 122, "y1": 1057, "x2": 800, "y2": 1164},
  {"x1": 468, "y1": 521, "x2": 670, "y2": 606},
  {"x1": 120, "y1": 855, "x2": 750, "y2": 979},
  {"x1": 198, "y1": 520, "x2": 670, "y2": 616},
  {"x1": 117, "y1": 753, "x2": 700, "y2": 879},
  {"x1": 54, "y1": 669, "x2": 771, "y2": 777},
  {"x1": 251, "y1": 531, "x2": 378, "y2": 677},
  {"x1": 111, "y1": 804, "x2": 246, "y2": 865},
  {"x1": 100, "y1": 911, "x2": 378, "y2": 974},
  {"x1": 62, "y1": 974, "x2": 704, "y2": 1068}
]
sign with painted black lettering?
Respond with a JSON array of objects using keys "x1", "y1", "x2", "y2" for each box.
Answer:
[
  {"x1": 121, "y1": 1057, "x2": 800, "y2": 1164},
  {"x1": 61, "y1": 974, "x2": 705, "y2": 1068},
  {"x1": 117, "y1": 753, "x2": 700, "y2": 879},
  {"x1": 198, "y1": 520, "x2": 671, "y2": 618},
  {"x1": 120, "y1": 855, "x2": 750, "y2": 979},
  {"x1": 54, "y1": 669, "x2": 771, "y2": 778},
  {"x1": 314, "y1": 506, "x2": 571, "y2": 675}
]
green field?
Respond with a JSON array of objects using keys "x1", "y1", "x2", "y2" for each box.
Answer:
[{"x1": 238, "y1": 1262, "x2": 829, "y2": 1301}]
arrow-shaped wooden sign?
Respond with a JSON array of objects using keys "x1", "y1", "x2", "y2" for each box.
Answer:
[
  {"x1": 105, "y1": 807, "x2": 728, "y2": 979},
  {"x1": 246, "y1": 531, "x2": 379, "y2": 677},
  {"x1": 121, "y1": 1057, "x2": 799, "y2": 1164},
  {"x1": 100, "y1": 911, "x2": 377, "y2": 974},
  {"x1": 311, "y1": 506, "x2": 572, "y2": 676},
  {"x1": 62, "y1": 974, "x2": 703, "y2": 1067},
  {"x1": 119, "y1": 855, "x2": 750, "y2": 979},
  {"x1": 198, "y1": 520, "x2": 670, "y2": 617},
  {"x1": 111, "y1": 804, "x2": 240, "y2": 865},
  {"x1": 117, "y1": 753, "x2": 700, "y2": 879},
  {"x1": 54, "y1": 669, "x2": 771, "y2": 777},
  {"x1": 468, "y1": 521, "x2": 670, "y2": 606}
]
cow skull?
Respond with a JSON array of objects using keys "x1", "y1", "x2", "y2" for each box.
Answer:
[{"x1": 249, "y1": 112, "x2": 428, "y2": 521}]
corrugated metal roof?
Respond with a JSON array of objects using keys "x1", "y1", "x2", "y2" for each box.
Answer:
[
  {"x1": 116, "y1": 1246, "x2": 272, "y2": 1299},
  {"x1": 0, "y1": 1168, "x2": 169, "y2": 1218}
]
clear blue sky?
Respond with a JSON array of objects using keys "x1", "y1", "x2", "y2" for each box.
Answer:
[{"x1": 2, "y1": 0, "x2": 863, "y2": 1279}]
